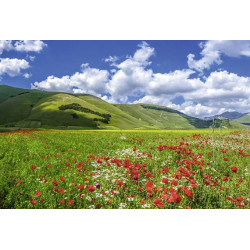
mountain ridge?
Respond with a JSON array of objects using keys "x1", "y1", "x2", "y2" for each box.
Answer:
[{"x1": 0, "y1": 85, "x2": 248, "y2": 130}]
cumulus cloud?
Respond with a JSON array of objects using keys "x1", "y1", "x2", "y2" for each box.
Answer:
[
  {"x1": 31, "y1": 64, "x2": 109, "y2": 96},
  {"x1": 0, "y1": 58, "x2": 30, "y2": 77},
  {"x1": 23, "y1": 72, "x2": 32, "y2": 78},
  {"x1": 104, "y1": 56, "x2": 119, "y2": 66},
  {"x1": 188, "y1": 40, "x2": 250, "y2": 72},
  {"x1": 31, "y1": 41, "x2": 250, "y2": 118},
  {"x1": 0, "y1": 40, "x2": 47, "y2": 54},
  {"x1": 13, "y1": 40, "x2": 47, "y2": 53},
  {"x1": 0, "y1": 40, "x2": 46, "y2": 79},
  {"x1": 0, "y1": 40, "x2": 12, "y2": 55},
  {"x1": 133, "y1": 70, "x2": 250, "y2": 117},
  {"x1": 107, "y1": 42, "x2": 154, "y2": 102}
]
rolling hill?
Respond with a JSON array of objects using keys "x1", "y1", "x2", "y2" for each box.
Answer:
[
  {"x1": 0, "y1": 85, "x2": 248, "y2": 130},
  {"x1": 235, "y1": 113, "x2": 250, "y2": 125}
]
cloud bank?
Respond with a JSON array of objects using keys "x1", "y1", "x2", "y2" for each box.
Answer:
[{"x1": 31, "y1": 41, "x2": 250, "y2": 118}]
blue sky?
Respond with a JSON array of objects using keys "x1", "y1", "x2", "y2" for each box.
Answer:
[{"x1": 0, "y1": 40, "x2": 250, "y2": 117}]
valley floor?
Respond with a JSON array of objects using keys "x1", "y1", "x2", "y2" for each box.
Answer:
[{"x1": 0, "y1": 129, "x2": 249, "y2": 209}]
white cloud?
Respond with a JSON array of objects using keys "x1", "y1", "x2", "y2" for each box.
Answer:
[
  {"x1": 0, "y1": 40, "x2": 47, "y2": 55},
  {"x1": 188, "y1": 40, "x2": 250, "y2": 72},
  {"x1": 107, "y1": 42, "x2": 154, "y2": 102},
  {"x1": 31, "y1": 41, "x2": 250, "y2": 118},
  {"x1": 26, "y1": 55, "x2": 36, "y2": 61},
  {"x1": 0, "y1": 40, "x2": 13, "y2": 55},
  {"x1": 23, "y1": 72, "x2": 32, "y2": 78},
  {"x1": 104, "y1": 56, "x2": 119, "y2": 66},
  {"x1": 31, "y1": 64, "x2": 109, "y2": 96},
  {"x1": 0, "y1": 58, "x2": 30, "y2": 77},
  {"x1": 133, "y1": 70, "x2": 250, "y2": 117},
  {"x1": 14, "y1": 40, "x2": 47, "y2": 53}
]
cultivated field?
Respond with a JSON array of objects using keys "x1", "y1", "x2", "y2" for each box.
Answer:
[{"x1": 0, "y1": 129, "x2": 249, "y2": 209}]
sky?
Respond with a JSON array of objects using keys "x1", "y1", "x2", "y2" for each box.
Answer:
[{"x1": 0, "y1": 40, "x2": 250, "y2": 118}]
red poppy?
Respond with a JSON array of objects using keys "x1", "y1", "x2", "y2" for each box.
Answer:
[
  {"x1": 237, "y1": 197, "x2": 244, "y2": 202},
  {"x1": 163, "y1": 167, "x2": 170, "y2": 173},
  {"x1": 145, "y1": 180, "x2": 154, "y2": 192},
  {"x1": 59, "y1": 188, "x2": 65, "y2": 194},
  {"x1": 77, "y1": 184, "x2": 85, "y2": 190},
  {"x1": 60, "y1": 200, "x2": 65, "y2": 204},
  {"x1": 31, "y1": 165, "x2": 36, "y2": 170},
  {"x1": 53, "y1": 180, "x2": 58, "y2": 186},
  {"x1": 231, "y1": 167, "x2": 238, "y2": 173},
  {"x1": 222, "y1": 176, "x2": 228, "y2": 181},
  {"x1": 60, "y1": 176, "x2": 65, "y2": 182},
  {"x1": 145, "y1": 172, "x2": 153, "y2": 178},
  {"x1": 168, "y1": 189, "x2": 181, "y2": 203},
  {"x1": 68, "y1": 200, "x2": 74, "y2": 205},
  {"x1": 116, "y1": 180, "x2": 124, "y2": 186},
  {"x1": 183, "y1": 187, "x2": 193, "y2": 199},
  {"x1": 35, "y1": 191, "x2": 42, "y2": 197},
  {"x1": 170, "y1": 180, "x2": 178, "y2": 186},
  {"x1": 132, "y1": 175, "x2": 139, "y2": 180},
  {"x1": 87, "y1": 185, "x2": 95, "y2": 192},
  {"x1": 153, "y1": 198, "x2": 164, "y2": 208},
  {"x1": 30, "y1": 199, "x2": 36, "y2": 205},
  {"x1": 162, "y1": 178, "x2": 169, "y2": 184}
]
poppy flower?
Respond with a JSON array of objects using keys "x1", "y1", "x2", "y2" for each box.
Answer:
[
  {"x1": 60, "y1": 200, "x2": 65, "y2": 204},
  {"x1": 145, "y1": 180, "x2": 154, "y2": 191},
  {"x1": 35, "y1": 191, "x2": 42, "y2": 197},
  {"x1": 231, "y1": 167, "x2": 238, "y2": 173},
  {"x1": 116, "y1": 180, "x2": 124, "y2": 186},
  {"x1": 168, "y1": 189, "x2": 181, "y2": 203},
  {"x1": 59, "y1": 188, "x2": 65, "y2": 194},
  {"x1": 60, "y1": 176, "x2": 65, "y2": 182},
  {"x1": 68, "y1": 200, "x2": 74, "y2": 205},
  {"x1": 237, "y1": 197, "x2": 244, "y2": 202},
  {"x1": 53, "y1": 180, "x2": 58, "y2": 186},
  {"x1": 132, "y1": 175, "x2": 139, "y2": 181},
  {"x1": 162, "y1": 178, "x2": 169, "y2": 184},
  {"x1": 170, "y1": 180, "x2": 178, "y2": 186},
  {"x1": 145, "y1": 172, "x2": 153, "y2": 178},
  {"x1": 77, "y1": 184, "x2": 85, "y2": 190},
  {"x1": 183, "y1": 188, "x2": 193, "y2": 199},
  {"x1": 87, "y1": 185, "x2": 95, "y2": 192},
  {"x1": 30, "y1": 199, "x2": 36, "y2": 205},
  {"x1": 153, "y1": 198, "x2": 164, "y2": 208},
  {"x1": 31, "y1": 165, "x2": 36, "y2": 170}
]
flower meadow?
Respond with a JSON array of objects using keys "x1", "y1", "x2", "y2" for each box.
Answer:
[{"x1": 0, "y1": 129, "x2": 249, "y2": 209}]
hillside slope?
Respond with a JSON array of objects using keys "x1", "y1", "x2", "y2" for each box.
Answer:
[
  {"x1": 235, "y1": 113, "x2": 250, "y2": 125},
  {"x1": 0, "y1": 85, "x2": 248, "y2": 130}
]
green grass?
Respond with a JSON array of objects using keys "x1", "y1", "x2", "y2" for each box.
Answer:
[
  {"x1": 0, "y1": 129, "x2": 249, "y2": 209},
  {"x1": 0, "y1": 85, "x2": 248, "y2": 130},
  {"x1": 235, "y1": 113, "x2": 250, "y2": 125}
]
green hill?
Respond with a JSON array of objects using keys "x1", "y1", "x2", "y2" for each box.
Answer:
[
  {"x1": 0, "y1": 85, "x2": 247, "y2": 130},
  {"x1": 235, "y1": 113, "x2": 250, "y2": 125}
]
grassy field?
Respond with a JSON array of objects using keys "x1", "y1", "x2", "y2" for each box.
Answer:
[{"x1": 0, "y1": 129, "x2": 249, "y2": 209}]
